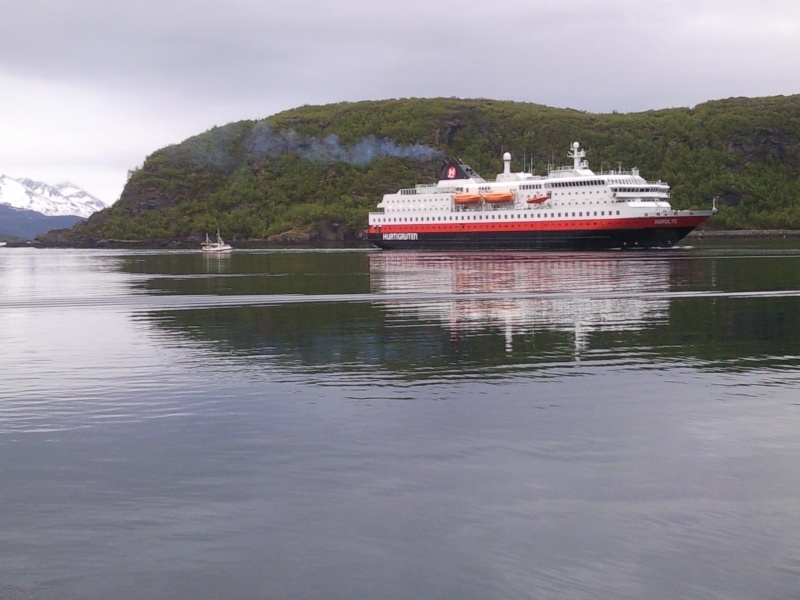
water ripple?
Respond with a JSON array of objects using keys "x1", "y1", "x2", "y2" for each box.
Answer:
[{"x1": 4, "y1": 287, "x2": 800, "y2": 313}]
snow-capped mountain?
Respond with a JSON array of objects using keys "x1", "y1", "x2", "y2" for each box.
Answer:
[{"x1": 0, "y1": 175, "x2": 107, "y2": 218}]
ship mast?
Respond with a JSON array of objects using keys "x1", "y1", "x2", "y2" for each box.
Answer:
[{"x1": 568, "y1": 141, "x2": 587, "y2": 170}]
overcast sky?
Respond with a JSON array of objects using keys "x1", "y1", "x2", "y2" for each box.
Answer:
[{"x1": 2, "y1": 0, "x2": 799, "y2": 204}]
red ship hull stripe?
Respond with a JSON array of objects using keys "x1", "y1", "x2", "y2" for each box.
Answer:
[{"x1": 367, "y1": 216, "x2": 709, "y2": 234}]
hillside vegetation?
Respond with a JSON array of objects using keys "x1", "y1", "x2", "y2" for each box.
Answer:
[{"x1": 38, "y1": 96, "x2": 800, "y2": 246}]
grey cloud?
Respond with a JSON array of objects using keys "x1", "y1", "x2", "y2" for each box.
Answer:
[{"x1": 3, "y1": 0, "x2": 800, "y2": 203}]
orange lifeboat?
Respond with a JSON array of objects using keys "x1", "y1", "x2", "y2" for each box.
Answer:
[
  {"x1": 453, "y1": 193, "x2": 482, "y2": 205},
  {"x1": 482, "y1": 191, "x2": 515, "y2": 203},
  {"x1": 526, "y1": 194, "x2": 549, "y2": 204}
]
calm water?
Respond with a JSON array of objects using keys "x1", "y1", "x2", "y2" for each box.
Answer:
[{"x1": 2, "y1": 240, "x2": 800, "y2": 599}]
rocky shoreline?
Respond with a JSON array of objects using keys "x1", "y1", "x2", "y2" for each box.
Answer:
[
  {"x1": 687, "y1": 229, "x2": 800, "y2": 238},
  {"x1": 6, "y1": 229, "x2": 800, "y2": 249}
]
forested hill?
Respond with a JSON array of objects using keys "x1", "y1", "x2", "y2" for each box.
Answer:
[{"x1": 38, "y1": 96, "x2": 800, "y2": 246}]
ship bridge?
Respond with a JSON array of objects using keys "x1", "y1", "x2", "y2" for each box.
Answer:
[{"x1": 609, "y1": 183, "x2": 671, "y2": 200}]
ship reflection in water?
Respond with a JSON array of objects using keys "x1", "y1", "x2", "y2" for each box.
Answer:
[{"x1": 369, "y1": 251, "x2": 673, "y2": 358}]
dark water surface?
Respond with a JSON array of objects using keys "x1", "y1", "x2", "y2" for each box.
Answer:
[{"x1": 2, "y1": 240, "x2": 800, "y2": 599}]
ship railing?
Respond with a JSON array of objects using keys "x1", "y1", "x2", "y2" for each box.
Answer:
[
  {"x1": 547, "y1": 167, "x2": 582, "y2": 178},
  {"x1": 608, "y1": 182, "x2": 669, "y2": 189},
  {"x1": 404, "y1": 185, "x2": 456, "y2": 194},
  {"x1": 596, "y1": 168, "x2": 642, "y2": 176}
]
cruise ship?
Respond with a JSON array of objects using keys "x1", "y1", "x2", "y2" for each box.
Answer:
[{"x1": 366, "y1": 142, "x2": 716, "y2": 250}]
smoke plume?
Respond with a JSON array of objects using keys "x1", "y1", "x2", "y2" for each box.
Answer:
[{"x1": 245, "y1": 123, "x2": 442, "y2": 166}]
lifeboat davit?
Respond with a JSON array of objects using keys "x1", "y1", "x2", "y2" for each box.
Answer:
[
  {"x1": 453, "y1": 193, "x2": 482, "y2": 205},
  {"x1": 526, "y1": 194, "x2": 549, "y2": 204},
  {"x1": 482, "y1": 191, "x2": 515, "y2": 203}
]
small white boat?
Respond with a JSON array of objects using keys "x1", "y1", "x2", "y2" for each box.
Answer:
[{"x1": 201, "y1": 230, "x2": 232, "y2": 253}]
